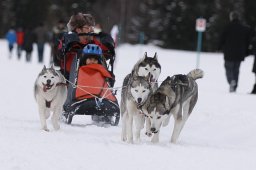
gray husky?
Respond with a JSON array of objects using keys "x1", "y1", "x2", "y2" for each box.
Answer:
[
  {"x1": 143, "y1": 69, "x2": 204, "y2": 143},
  {"x1": 121, "y1": 74, "x2": 152, "y2": 143},
  {"x1": 121, "y1": 52, "x2": 161, "y2": 143},
  {"x1": 34, "y1": 65, "x2": 67, "y2": 131}
]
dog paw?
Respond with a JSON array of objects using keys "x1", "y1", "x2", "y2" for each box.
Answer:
[
  {"x1": 151, "y1": 139, "x2": 159, "y2": 143},
  {"x1": 127, "y1": 140, "x2": 134, "y2": 144},
  {"x1": 135, "y1": 138, "x2": 141, "y2": 143},
  {"x1": 43, "y1": 128, "x2": 50, "y2": 132},
  {"x1": 53, "y1": 124, "x2": 60, "y2": 130},
  {"x1": 145, "y1": 132, "x2": 152, "y2": 137},
  {"x1": 121, "y1": 136, "x2": 127, "y2": 142}
]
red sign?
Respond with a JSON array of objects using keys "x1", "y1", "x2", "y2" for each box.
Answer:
[{"x1": 196, "y1": 18, "x2": 206, "y2": 32}]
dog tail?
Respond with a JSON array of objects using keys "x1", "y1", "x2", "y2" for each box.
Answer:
[{"x1": 187, "y1": 69, "x2": 204, "y2": 80}]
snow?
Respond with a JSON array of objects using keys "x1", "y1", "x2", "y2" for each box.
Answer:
[{"x1": 0, "y1": 40, "x2": 256, "y2": 170}]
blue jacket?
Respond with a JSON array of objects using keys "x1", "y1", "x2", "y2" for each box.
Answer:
[{"x1": 6, "y1": 29, "x2": 17, "y2": 45}]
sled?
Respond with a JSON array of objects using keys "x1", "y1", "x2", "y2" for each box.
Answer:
[{"x1": 61, "y1": 33, "x2": 119, "y2": 126}]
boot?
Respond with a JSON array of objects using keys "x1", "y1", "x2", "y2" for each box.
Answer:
[
  {"x1": 229, "y1": 80, "x2": 236, "y2": 93},
  {"x1": 251, "y1": 84, "x2": 256, "y2": 94}
]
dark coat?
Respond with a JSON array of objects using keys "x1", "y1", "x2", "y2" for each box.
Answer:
[
  {"x1": 250, "y1": 35, "x2": 256, "y2": 73},
  {"x1": 23, "y1": 30, "x2": 35, "y2": 52},
  {"x1": 219, "y1": 19, "x2": 251, "y2": 62},
  {"x1": 253, "y1": 57, "x2": 256, "y2": 73}
]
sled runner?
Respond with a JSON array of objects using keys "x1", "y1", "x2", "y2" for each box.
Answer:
[{"x1": 59, "y1": 33, "x2": 120, "y2": 126}]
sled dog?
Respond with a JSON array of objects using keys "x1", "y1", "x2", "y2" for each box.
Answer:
[
  {"x1": 124, "y1": 52, "x2": 161, "y2": 91},
  {"x1": 34, "y1": 65, "x2": 67, "y2": 131},
  {"x1": 143, "y1": 69, "x2": 204, "y2": 143},
  {"x1": 121, "y1": 74, "x2": 152, "y2": 143}
]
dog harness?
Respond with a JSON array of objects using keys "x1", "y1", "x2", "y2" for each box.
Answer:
[
  {"x1": 44, "y1": 82, "x2": 67, "y2": 108},
  {"x1": 45, "y1": 100, "x2": 52, "y2": 108},
  {"x1": 56, "y1": 82, "x2": 68, "y2": 86}
]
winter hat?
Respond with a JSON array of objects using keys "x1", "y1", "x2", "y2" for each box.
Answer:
[{"x1": 67, "y1": 13, "x2": 95, "y2": 32}]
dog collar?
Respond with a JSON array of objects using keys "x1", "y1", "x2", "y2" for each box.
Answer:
[
  {"x1": 56, "y1": 82, "x2": 68, "y2": 86},
  {"x1": 137, "y1": 105, "x2": 145, "y2": 115},
  {"x1": 45, "y1": 100, "x2": 52, "y2": 108}
]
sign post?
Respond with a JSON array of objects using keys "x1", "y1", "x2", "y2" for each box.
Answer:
[{"x1": 195, "y1": 18, "x2": 206, "y2": 68}]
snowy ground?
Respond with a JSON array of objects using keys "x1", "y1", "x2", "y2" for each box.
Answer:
[{"x1": 0, "y1": 39, "x2": 256, "y2": 170}]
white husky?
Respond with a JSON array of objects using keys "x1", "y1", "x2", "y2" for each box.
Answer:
[{"x1": 34, "y1": 65, "x2": 67, "y2": 131}]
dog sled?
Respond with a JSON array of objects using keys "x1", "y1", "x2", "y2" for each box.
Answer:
[{"x1": 60, "y1": 33, "x2": 120, "y2": 126}]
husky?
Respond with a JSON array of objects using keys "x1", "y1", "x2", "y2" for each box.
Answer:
[
  {"x1": 121, "y1": 74, "x2": 152, "y2": 143},
  {"x1": 143, "y1": 69, "x2": 204, "y2": 143},
  {"x1": 125, "y1": 52, "x2": 161, "y2": 91},
  {"x1": 34, "y1": 65, "x2": 67, "y2": 131},
  {"x1": 121, "y1": 52, "x2": 161, "y2": 143}
]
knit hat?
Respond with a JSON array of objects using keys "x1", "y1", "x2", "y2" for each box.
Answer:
[{"x1": 67, "y1": 13, "x2": 95, "y2": 32}]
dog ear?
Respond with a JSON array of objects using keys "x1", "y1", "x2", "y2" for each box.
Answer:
[
  {"x1": 50, "y1": 64, "x2": 54, "y2": 69},
  {"x1": 143, "y1": 52, "x2": 148, "y2": 59},
  {"x1": 132, "y1": 70, "x2": 139, "y2": 77},
  {"x1": 166, "y1": 76, "x2": 172, "y2": 84},
  {"x1": 153, "y1": 52, "x2": 158, "y2": 60},
  {"x1": 42, "y1": 65, "x2": 47, "y2": 71}
]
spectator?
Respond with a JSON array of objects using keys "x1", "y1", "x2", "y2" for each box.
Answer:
[
  {"x1": 23, "y1": 27, "x2": 35, "y2": 62},
  {"x1": 5, "y1": 28, "x2": 16, "y2": 58},
  {"x1": 34, "y1": 23, "x2": 48, "y2": 63},
  {"x1": 219, "y1": 11, "x2": 251, "y2": 92},
  {"x1": 250, "y1": 35, "x2": 256, "y2": 94},
  {"x1": 16, "y1": 27, "x2": 24, "y2": 59}
]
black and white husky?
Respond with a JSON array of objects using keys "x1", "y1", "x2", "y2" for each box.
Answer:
[
  {"x1": 121, "y1": 52, "x2": 161, "y2": 143},
  {"x1": 143, "y1": 69, "x2": 204, "y2": 143},
  {"x1": 34, "y1": 66, "x2": 67, "y2": 131},
  {"x1": 126, "y1": 52, "x2": 161, "y2": 91},
  {"x1": 121, "y1": 74, "x2": 152, "y2": 143}
]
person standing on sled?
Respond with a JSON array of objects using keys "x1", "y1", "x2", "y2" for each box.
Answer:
[
  {"x1": 60, "y1": 13, "x2": 116, "y2": 125},
  {"x1": 55, "y1": 12, "x2": 115, "y2": 86}
]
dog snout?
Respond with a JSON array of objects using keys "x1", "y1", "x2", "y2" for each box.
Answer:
[
  {"x1": 137, "y1": 98, "x2": 142, "y2": 103},
  {"x1": 47, "y1": 79, "x2": 51, "y2": 85},
  {"x1": 150, "y1": 127, "x2": 156, "y2": 132}
]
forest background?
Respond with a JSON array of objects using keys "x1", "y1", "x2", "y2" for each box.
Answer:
[{"x1": 1, "y1": 0, "x2": 256, "y2": 51}]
